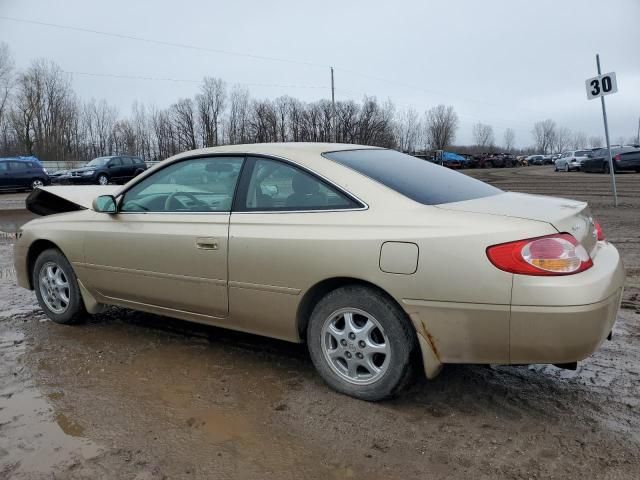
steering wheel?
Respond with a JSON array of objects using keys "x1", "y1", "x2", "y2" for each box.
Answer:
[{"x1": 164, "y1": 191, "x2": 207, "y2": 211}]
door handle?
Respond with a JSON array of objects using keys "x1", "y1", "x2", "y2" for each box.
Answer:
[{"x1": 196, "y1": 237, "x2": 219, "y2": 250}]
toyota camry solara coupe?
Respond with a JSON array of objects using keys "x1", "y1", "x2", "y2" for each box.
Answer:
[{"x1": 14, "y1": 143, "x2": 625, "y2": 401}]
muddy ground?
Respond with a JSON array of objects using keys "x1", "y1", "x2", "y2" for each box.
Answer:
[{"x1": 0, "y1": 167, "x2": 638, "y2": 479}]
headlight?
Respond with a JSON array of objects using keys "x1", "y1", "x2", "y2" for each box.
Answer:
[{"x1": 82, "y1": 170, "x2": 95, "y2": 176}]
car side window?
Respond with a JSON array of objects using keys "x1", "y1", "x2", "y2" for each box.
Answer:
[
  {"x1": 120, "y1": 157, "x2": 243, "y2": 213},
  {"x1": 9, "y1": 162, "x2": 27, "y2": 171},
  {"x1": 0, "y1": 162, "x2": 7, "y2": 171},
  {"x1": 242, "y1": 157, "x2": 358, "y2": 211},
  {"x1": 121, "y1": 157, "x2": 133, "y2": 166},
  {"x1": 108, "y1": 157, "x2": 122, "y2": 167}
]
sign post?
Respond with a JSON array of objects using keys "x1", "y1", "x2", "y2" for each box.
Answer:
[{"x1": 585, "y1": 55, "x2": 618, "y2": 206}]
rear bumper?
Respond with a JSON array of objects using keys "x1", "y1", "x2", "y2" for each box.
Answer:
[
  {"x1": 404, "y1": 242, "x2": 624, "y2": 370},
  {"x1": 510, "y1": 241, "x2": 624, "y2": 363},
  {"x1": 510, "y1": 288, "x2": 622, "y2": 363}
]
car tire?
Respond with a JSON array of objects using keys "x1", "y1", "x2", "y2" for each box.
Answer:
[
  {"x1": 97, "y1": 173, "x2": 109, "y2": 185},
  {"x1": 30, "y1": 178, "x2": 45, "y2": 190},
  {"x1": 564, "y1": 164, "x2": 569, "y2": 172},
  {"x1": 307, "y1": 285, "x2": 416, "y2": 401},
  {"x1": 603, "y1": 162, "x2": 610, "y2": 174},
  {"x1": 33, "y1": 248, "x2": 87, "y2": 325}
]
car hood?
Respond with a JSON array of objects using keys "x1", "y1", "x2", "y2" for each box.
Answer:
[
  {"x1": 436, "y1": 192, "x2": 598, "y2": 254},
  {"x1": 26, "y1": 185, "x2": 120, "y2": 216}
]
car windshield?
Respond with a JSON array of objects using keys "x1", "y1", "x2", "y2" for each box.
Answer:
[
  {"x1": 323, "y1": 149, "x2": 502, "y2": 205},
  {"x1": 86, "y1": 157, "x2": 112, "y2": 167}
]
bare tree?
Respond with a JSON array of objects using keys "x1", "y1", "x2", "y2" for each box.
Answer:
[
  {"x1": 473, "y1": 122, "x2": 494, "y2": 149},
  {"x1": 553, "y1": 126, "x2": 572, "y2": 153},
  {"x1": 532, "y1": 119, "x2": 557, "y2": 154},
  {"x1": 572, "y1": 131, "x2": 587, "y2": 150},
  {"x1": 0, "y1": 42, "x2": 14, "y2": 148},
  {"x1": 196, "y1": 77, "x2": 226, "y2": 147},
  {"x1": 83, "y1": 99, "x2": 118, "y2": 157},
  {"x1": 171, "y1": 98, "x2": 197, "y2": 151},
  {"x1": 394, "y1": 107, "x2": 421, "y2": 152},
  {"x1": 503, "y1": 128, "x2": 515, "y2": 151},
  {"x1": 226, "y1": 85, "x2": 250, "y2": 145},
  {"x1": 424, "y1": 104, "x2": 458, "y2": 150},
  {"x1": 589, "y1": 135, "x2": 603, "y2": 148}
]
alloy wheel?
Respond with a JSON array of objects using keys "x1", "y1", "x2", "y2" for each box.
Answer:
[
  {"x1": 38, "y1": 262, "x2": 70, "y2": 314},
  {"x1": 321, "y1": 307, "x2": 390, "y2": 385}
]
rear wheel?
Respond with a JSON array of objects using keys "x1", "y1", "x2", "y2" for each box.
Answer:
[
  {"x1": 307, "y1": 285, "x2": 416, "y2": 401},
  {"x1": 33, "y1": 249, "x2": 86, "y2": 324},
  {"x1": 564, "y1": 163, "x2": 570, "y2": 172}
]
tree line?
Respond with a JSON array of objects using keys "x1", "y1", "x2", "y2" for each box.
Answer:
[{"x1": 0, "y1": 44, "x2": 635, "y2": 164}]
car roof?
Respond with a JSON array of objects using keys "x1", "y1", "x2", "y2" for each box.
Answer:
[{"x1": 167, "y1": 142, "x2": 379, "y2": 163}]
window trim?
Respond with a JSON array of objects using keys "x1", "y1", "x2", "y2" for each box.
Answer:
[
  {"x1": 116, "y1": 154, "x2": 247, "y2": 215},
  {"x1": 232, "y1": 154, "x2": 367, "y2": 214}
]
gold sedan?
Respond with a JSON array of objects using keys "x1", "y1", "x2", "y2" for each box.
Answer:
[{"x1": 14, "y1": 143, "x2": 625, "y2": 401}]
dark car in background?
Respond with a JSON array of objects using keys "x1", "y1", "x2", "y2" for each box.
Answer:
[
  {"x1": 582, "y1": 146, "x2": 640, "y2": 173},
  {"x1": 0, "y1": 156, "x2": 50, "y2": 192},
  {"x1": 51, "y1": 155, "x2": 147, "y2": 185}
]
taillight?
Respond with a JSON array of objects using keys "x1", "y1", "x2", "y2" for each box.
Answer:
[
  {"x1": 486, "y1": 233, "x2": 593, "y2": 276},
  {"x1": 594, "y1": 221, "x2": 605, "y2": 241},
  {"x1": 614, "y1": 154, "x2": 621, "y2": 162}
]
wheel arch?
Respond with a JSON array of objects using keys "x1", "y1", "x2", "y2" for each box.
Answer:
[
  {"x1": 296, "y1": 276, "x2": 438, "y2": 380},
  {"x1": 296, "y1": 277, "x2": 398, "y2": 340},
  {"x1": 26, "y1": 239, "x2": 64, "y2": 289}
]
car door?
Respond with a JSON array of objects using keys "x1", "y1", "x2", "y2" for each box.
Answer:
[
  {"x1": 8, "y1": 161, "x2": 29, "y2": 188},
  {"x1": 82, "y1": 155, "x2": 244, "y2": 318},
  {"x1": 106, "y1": 157, "x2": 124, "y2": 181},
  {"x1": 227, "y1": 156, "x2": 363, "y2": 340}
]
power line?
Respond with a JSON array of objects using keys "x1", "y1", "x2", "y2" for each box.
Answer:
[
  {"x1": 0, "y1": 15, "x2": 330, "y2": 69},
  {"x1": 0, "y1": 14, "x2": 544, "y2": 116},
  {"x1": 64, "y1": 70, "x2": 327, "y2": 90}
]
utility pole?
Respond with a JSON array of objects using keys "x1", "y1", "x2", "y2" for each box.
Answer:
[
  {"x1": 331, "y1": 67, "x2": 336, "y2": 143},
  {"x1": 636, "y1": 116, "x2": 640, "y2": 145},
  {"x1": 596, "y1": 54, "x2": 618, "y2": 207}
]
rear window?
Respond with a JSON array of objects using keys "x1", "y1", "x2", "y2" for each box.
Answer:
[
  {"x1": 575, "y1": 150, "x2": 590, "y2": 156},
  {"x1": 323, "y1": 149, "x2": 502, "y2": 205}
]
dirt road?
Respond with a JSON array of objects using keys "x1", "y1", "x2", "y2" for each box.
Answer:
[{"x1": 1, "y1": 167, "x2": 639, "y2": 479}]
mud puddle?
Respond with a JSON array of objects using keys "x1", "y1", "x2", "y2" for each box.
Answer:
[{"x1": 0, "y1": 323, "x2": 102, "y2": 479}]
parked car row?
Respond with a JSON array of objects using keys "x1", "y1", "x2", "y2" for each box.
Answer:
[
  {"x1": 554, "y1": 146, "x2": 640, "y2": 173},
  {"x1": 0, "y1": 155, "x2": 147, "y2": 192}
]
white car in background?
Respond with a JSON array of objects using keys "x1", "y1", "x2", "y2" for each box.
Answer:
[{"x1": 555, "y1": 150, "x2": 591, "y2": 172}]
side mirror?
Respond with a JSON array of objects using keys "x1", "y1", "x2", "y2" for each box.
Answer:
[{"x1": 93, "y1": 195, "x2": 117, "y2": 213}]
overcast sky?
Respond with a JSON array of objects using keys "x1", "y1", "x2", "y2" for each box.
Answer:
[{"x1": 1, "y1": 0, "x2": 639, "y2": 147}]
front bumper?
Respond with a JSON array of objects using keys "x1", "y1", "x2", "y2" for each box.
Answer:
[{"x1": 51, "y1": 174, "x2": 96, "y2": 185}]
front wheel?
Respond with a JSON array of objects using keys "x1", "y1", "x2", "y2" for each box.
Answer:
[
  {"x1": 31, "y1": 178, "x2": 44, "y2": 190},
  {"x1": 307, "y1": 285, "x2": 416, "y2": 401},
  {"x1": 33, "y1": 249, "x2": 86, "y2": 324},
  {"x1": 97, "y1": 173, "x2": 109, "y2": 185}
]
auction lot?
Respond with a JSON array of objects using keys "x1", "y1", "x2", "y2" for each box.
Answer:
[{"x1": 1, "y1": 166, "x2": 639, "y2": 479}]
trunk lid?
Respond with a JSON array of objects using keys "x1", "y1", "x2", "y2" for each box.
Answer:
[{"x1": 437, "y1": 192, "x2": 598, "y2": 255}]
